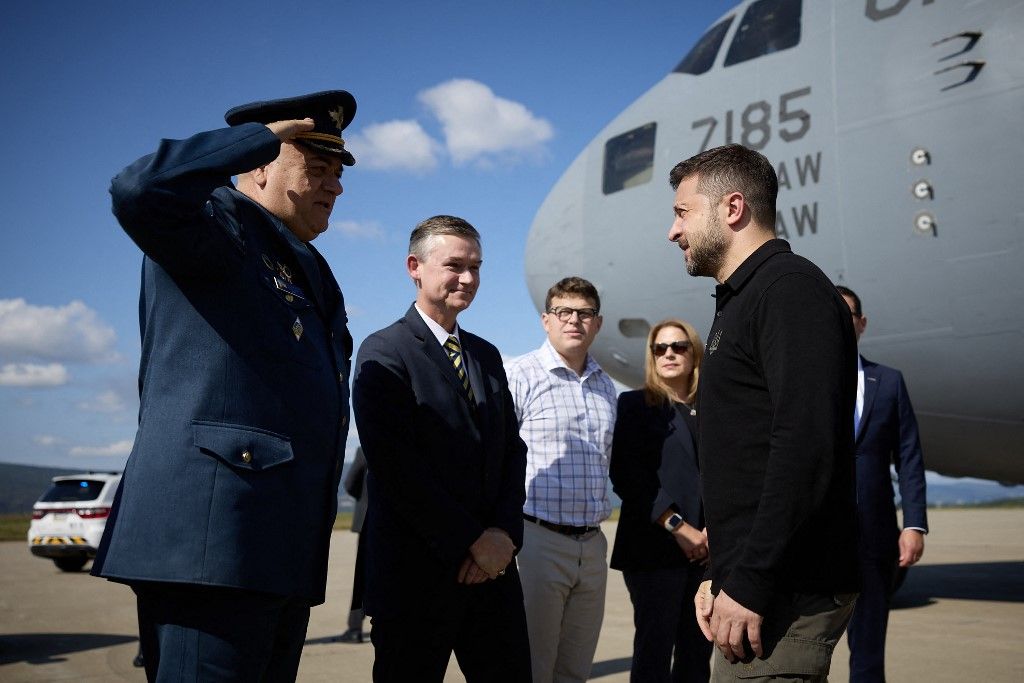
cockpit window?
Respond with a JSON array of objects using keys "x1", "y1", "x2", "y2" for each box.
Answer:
[
  {"x1": 673, "y1": 17, "x2": 734, "y2": 75},
  {"x1": 603, "y1": 123, "x2": 657, "y2": 196},
  {"x1": 724, "y1": 0, "x2": 802, "y2": 67}
]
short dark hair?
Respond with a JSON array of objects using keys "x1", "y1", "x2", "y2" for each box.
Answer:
[
  {"x1": 836, "y1": 285, "x2": 862, "y2": 317},
  {"x1": 668, "y1": 143, "x2": 778, "y2": 228},
  {"x1": 544, "y1": 276, "x2": 600, "y2": 312},
  {"x1": 409, "y1": 215, "x2": 480, "y2": 259}
]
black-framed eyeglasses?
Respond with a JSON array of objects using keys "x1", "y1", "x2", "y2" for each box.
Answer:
[
  {"x1": 547, "y1": 306, "x2": 599, "y2": 323},
  {"x1": 651, "y1": 341, "x2": 691, "y2": 357}
]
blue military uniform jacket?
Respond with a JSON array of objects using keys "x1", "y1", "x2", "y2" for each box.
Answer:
[{"x1": 92, "y1": 123, "x2": 352, "y2": 605}]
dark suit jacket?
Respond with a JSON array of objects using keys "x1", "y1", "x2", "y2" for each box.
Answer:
[
  {"x1": 352, "y1": 305, "x2": 527, "y2": 618},
  {"x1": 855, "y1": 357, "x2": 928, "y2": 559},
  {"x1": 343, "y1": 447, "x2": 368, "y2": 534},
  {"x1": 609, "y1": 390, "x2": 703, "y2": 572},
  {"x1": 92, "y1": 124, "x2": 352, "y2": 605}
]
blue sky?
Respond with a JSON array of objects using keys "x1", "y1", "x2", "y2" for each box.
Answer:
[{"x1": 0, "y1": 1, "x2": 740, "y2": 470}]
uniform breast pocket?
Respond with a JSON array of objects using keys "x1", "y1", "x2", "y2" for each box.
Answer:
[
  {"x1": 192, "y1": 420, "x2": 294, "y2": 472},
  {"x1": 259, "y1": 274, "x2": 324, "y2": 369}
]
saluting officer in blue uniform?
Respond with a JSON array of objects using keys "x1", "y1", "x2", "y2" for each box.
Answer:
[{"x1": 91, "y1": 90, "x2": 357, "y2": 681}]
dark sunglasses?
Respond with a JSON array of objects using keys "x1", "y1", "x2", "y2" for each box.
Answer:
[{"x1": 651, "y1": 341, "x2": 692, "y2": 357}]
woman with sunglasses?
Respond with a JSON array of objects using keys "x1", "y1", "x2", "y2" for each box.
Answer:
[{"x1": 610, "y1": 318, "x2": 712, "y2": 682}]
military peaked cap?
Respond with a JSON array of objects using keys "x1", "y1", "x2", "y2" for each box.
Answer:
[{"x1": 225, "y1": 90, "x2": 356, "y2": 166}]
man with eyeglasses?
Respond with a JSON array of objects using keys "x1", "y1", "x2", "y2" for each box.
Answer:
[{"x1": 505, "y1": 276, "x2": 617, "y2": 683}]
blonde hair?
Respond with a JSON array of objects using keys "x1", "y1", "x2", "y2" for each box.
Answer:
[{"x1": 642, "y1": 318, "x2": 704, "y2": 407}]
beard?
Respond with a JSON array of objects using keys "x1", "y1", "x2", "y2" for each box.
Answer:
[{"x1": 685, "y1": 210, "x2": 728, "y2": 278}]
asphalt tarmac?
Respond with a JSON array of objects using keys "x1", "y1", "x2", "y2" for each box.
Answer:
[{"x1": 1, "y1": 508, "x2": 1022, "y2": 681}]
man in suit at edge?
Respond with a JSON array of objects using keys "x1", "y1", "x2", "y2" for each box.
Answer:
[
  {"x1": 352, "y1": 215, "x2": 531, "y2": 682},
  {"x1": 837, "y1": 285, "x2": 928, "y2": 683},
  {"x1": 339, "y1": 446, "x2": 369, "y2": 643},
  {"x1": 92, "y1": 91, "x2": 357, "y2": 681}
]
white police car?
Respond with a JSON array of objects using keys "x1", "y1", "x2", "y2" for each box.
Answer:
[{"x1": 28, "y1": 472, "x2": 121, "y2": 572}]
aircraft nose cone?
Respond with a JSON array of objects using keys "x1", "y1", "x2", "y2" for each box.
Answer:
[{"x1": 525, "y1": 155, "x2": 587, "y2": 312}]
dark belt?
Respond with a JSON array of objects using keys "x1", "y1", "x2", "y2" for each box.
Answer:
[{"x1": 524, "y1": 514, "x2": 599, "y2": 536}]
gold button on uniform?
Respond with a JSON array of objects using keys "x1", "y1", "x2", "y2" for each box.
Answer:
[
  {"x1": 241, "y1": 450, "x2": 252, "y2": 463},
  {"x1": 285, "y1": 295, "x2": 294, "y2": 303}
]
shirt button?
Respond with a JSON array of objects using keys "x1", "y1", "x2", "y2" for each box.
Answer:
[
  {"x1": 341, "y1": 415, "x2": 348, "y2": 429},
  {"x1": 715, "y1": 311, "x2": 723, "y2": 318},
  {"x1": 338, "y1": 372, "x2": 344, "y2": 383},
  {"x1": 241, "y1": 450, "x2": 252, "y2": 464}
]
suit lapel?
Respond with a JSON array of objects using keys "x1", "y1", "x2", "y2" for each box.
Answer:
[
  {"x1": 666, "y1": 403, "x2": 698, "y2": 465},
  {"x1": 404, "y1": 307, "x2": 480, "y2": 415},
  {"x1": 858, "y1": 357, "x2": 881, "y2": 445},
  {"x1": 284, "y1": 236, "x2": 327, "y2": 314}
]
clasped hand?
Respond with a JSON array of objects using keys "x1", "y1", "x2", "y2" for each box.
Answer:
[
  {"x1": 458, "y1": 528, "x2": 515, "y2": 585},
  {"x1": 673, "y1": 523, "x2": 709, "y2": 564}
]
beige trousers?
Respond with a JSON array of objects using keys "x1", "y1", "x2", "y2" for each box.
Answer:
[{"x1": 517, "y1": 520, "x2": 608, "y2": 683}]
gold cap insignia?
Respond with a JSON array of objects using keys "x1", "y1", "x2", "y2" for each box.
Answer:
[{"x1": 329, "y1": 106, "x2": 345, "y2": 131}]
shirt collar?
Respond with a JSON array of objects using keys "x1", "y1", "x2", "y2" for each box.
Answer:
[
  {"x1": 538, "y1": 339, "x2": 603, "y2": 380},
  {"x1": 414, "y1": 304, "x2": 460, "y2": 347},
  {"x1": 715, "y1": 239, "x2": 792, "y2": 302}
]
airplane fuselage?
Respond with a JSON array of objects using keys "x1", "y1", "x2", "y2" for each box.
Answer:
[{"x1": 526, "y1": 0, "x2": 1024, "y2": 483}]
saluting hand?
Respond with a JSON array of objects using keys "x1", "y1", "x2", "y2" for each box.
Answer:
[{"x1": 264, "y1": 118, "x2": 315, "y2": 142}]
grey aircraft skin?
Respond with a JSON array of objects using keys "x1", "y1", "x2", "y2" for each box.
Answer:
[{"x1": 525, "y1": 0, "x2": 1024, "y2": 484}]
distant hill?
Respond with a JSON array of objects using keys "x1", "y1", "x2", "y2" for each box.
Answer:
[{"x1": 0, "y1": 463, "x2": 84, "y2": 514}]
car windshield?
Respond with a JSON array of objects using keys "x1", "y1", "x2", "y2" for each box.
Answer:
[{"x1": 39, "y1": 479, "x2": 105, "y2": 503}]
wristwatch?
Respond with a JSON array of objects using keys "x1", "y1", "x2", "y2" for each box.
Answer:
[{"x1": 663, "y1": 512, "x2": 684, "y2": 532}]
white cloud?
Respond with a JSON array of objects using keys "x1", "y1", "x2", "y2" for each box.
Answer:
[
  {"x1": 418, "y1": 79, "x2": 554, "y2": 165},
  {"x1": 0, "y1": 299, "x2": 117, "y2": 364},
  {"x1": 77, "y1": 389, "x2": 128, "y2": 414},
  {"x1": 34, "y1": 435, "x2": 65, "y2": 447},
  {"x1": 69, "y1": 439, "x2": 134, "y2": 458},
  {"x1": 347, "y1": 119, "x2": 441, "y2": 171},
  {"x1": 0, "y1": 363, "x2": 69, "y2": 387},
  {"x1": 330, "y1": 219, "x2": 386, "y2": 241}
]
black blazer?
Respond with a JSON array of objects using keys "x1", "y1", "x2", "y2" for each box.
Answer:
[
  {"x1": 855, "y1": 357, "x2": 928, "y2": 558},
  {"x1": 609, "y1": 390, "x2": 702, "y2": 571},
  {"x1": 352, "y1": 305, "x2": 527, "y2": 618}
]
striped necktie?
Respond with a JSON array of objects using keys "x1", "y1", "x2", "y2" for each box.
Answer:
[{"x1": 444, "y1": 335, "x2": 475, "y2": 404}]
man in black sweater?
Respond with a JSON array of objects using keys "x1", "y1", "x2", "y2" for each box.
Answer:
[{"x1": 667, "y1": 144, "x2": 860, "y2": 681}]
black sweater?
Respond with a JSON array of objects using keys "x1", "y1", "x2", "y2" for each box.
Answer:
[{"x1": 698, "y1": 239, "x2": 860, "y2": 615}]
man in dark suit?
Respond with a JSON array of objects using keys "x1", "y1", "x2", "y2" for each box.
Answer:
[
  {"x1": 92, "y1": 91, "x2": 358, "y2": 680},
  {"x1": 352, "y1": 215, "x2": 531, "y2": 682},
  {"x1": 838, "y1": 285, "x2": 928, "y2": 682},
  {"x1": 339, "y1": 447, "x2": 369, "y2": 643}
]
